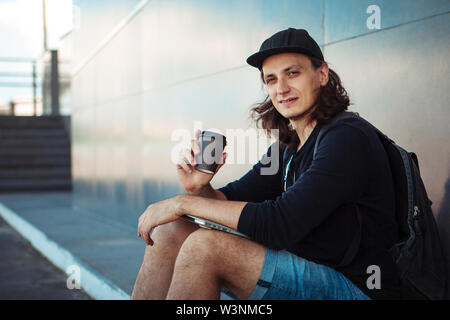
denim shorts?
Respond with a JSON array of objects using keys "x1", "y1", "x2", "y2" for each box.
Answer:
[{"x1": 222, "y1": 248, "x2": 371, "y2": 300}]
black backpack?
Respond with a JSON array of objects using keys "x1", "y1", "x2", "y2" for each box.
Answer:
[{"x1": 313, "y1": 111, "x2": 448, "y2": 300}]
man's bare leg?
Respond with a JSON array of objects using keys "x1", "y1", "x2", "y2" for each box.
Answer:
[
  {"x1": 131, "y1": 219, "x2": 199, "y2": 299},
  {"x1": 166, "y1": 228, "x2": 266, "y2": 300}
]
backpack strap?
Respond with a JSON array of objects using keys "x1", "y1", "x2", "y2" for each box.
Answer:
[
  {"x1": 312, "y1": 111, "x2": 363, "y2": 267},
  {"x1": 314, "y1": 111, "x2": 414, "y2": 233},
  {"x1": 313, "y1": 111, "x2": 394, "y2": 160},
  {"x1": 313, "y1": 111, "x2": 355, "y2": 160},
  {"x1": 393, "y1": 144, "x2": 415, "y2": 243}
]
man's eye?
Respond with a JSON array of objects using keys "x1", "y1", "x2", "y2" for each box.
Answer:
[
  {"x1": 289, "y1": 71, "x2": 299, "y2": 76},
  {"x1": 266, "y1": 78, "x2": 275, "y2": 84}
]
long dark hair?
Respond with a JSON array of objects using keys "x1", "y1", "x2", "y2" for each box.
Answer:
[{"x1": 250, "y1": 56, "x2": 350, "y2": 148}]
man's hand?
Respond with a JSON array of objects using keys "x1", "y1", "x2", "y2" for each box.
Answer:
[
  {"x1": 176, "y1": 129, "x2": 227, "y2": 194},
  {"x1": 137, "y1": 195, "x2": 185, "y2": 246}
]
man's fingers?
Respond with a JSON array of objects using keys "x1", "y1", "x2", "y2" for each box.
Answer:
[
  {"x1": 147, "y1": 227, "x2": 155, "y2": 246},
  {"x1": 177, "y1": 148, "x2": 196, "y2": 168},
  {"x1": 142, "y1": 229, "x2": 151, "y2": 246},
  {"x1": 192, "y1": 143, "x2": 200, "y2": 156},
  {"x1": 177, "y1": 157, "x2": 193, "y2": 174},
  {"x1": 184, "y1": 148, "x2": 197, "y2": 166},
  {"x1": 221, "y1": 152, "x2": 227, "y2": 164},
  {"x1": 194, "y1": 129, "x2": 201, "y2": 140},
  {"x1": 192, "y1": 130, "x2": 201, "y2": 155}
]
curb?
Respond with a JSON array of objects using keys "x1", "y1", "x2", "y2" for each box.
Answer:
[{"x1": 0, "y1": 202, "x2": 130, "y2": 300}]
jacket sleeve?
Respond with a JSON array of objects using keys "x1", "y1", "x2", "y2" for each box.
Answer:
[
  {"x1": 237, "y1": 124, "x2": 371, "y2": 249},
  {"x1": 218, "y1": 141, "x2": 284, "y2": 203}
]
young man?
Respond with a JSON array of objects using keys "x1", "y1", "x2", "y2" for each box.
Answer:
[{"x1": 131, "y1": 28, "x2": 401, "y2": 300}]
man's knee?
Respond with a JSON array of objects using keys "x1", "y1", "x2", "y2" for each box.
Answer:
[
  {"x1": 140, "y1": 219, "x2": 199, "y2": 264},
  {"x1": 175, "y1": 229, "x2": 221, "y2": 267},
  {"x1": 150, "y1": 218, "x2": 199, "y2": 248},
  {"x1": 175, "y1": 229, "x2": 251, "y2": 270},
  {"x1": 174, "y1": 229, "x2": 266, "y2": 298}
]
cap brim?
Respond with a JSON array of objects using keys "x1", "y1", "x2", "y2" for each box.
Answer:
[{"x1": 246, "y1": 47, "x2": 322, "y2": 70}]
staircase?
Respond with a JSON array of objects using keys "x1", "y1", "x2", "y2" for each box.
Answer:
[{"x1": 0, "y1": 115, "x2": 71, "y2": 192}]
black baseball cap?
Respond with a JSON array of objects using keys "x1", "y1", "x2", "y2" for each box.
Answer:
[{"x1": 246, "y1": 28, "x2": 324, "y2": 70}]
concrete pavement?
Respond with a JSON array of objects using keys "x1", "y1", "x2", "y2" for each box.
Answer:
[{"x1": 0, "y1": 216, "x2": 91, "y2": 300}]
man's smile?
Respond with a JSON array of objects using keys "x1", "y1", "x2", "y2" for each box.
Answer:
[{"x1": 278, "y1": 97, "x2": 299, "y2": 106}]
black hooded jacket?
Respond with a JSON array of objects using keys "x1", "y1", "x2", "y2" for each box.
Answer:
[{"x1": 219, "y1": 116, "x2": 402, "y2": 299}]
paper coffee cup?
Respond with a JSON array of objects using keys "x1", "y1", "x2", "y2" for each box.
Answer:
[{"x1": 194, "y1": 131, "x2": 227, "y2": 174}]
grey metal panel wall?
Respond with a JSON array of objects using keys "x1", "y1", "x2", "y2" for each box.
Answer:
[
  {"x1": 325, "y1": 0, "x2": 450, "y2": 43},
  {"x1": 70, "y1": 0, "x2": 324, "y2": 227},
  {"x1": 70, "y1": 1, "x2": 449, "y2": 254},
  {"x1": 323, "y1": 1, "x2": 450, "y2": 287},
  {"x1": 325, "y1": 13, "x2": 450, "y2": 215},
  {"x1": 71, "y1": 0, "x2": 142, "y2": 67}
]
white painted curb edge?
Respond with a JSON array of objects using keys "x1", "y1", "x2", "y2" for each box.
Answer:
[{"x1": 0, "y1": 202, "x2": 131, "y2": 300}]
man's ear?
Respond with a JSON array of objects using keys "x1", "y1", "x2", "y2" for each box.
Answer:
[{"x1": 319, "y1": 63, "x2": 329, "y2": 87}]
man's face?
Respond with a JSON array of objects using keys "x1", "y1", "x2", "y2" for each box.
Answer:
[{"x1": 262, "y1": 52, "x2": 327, "y2": 121}]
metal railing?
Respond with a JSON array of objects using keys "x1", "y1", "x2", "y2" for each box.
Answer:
[
  {"x1": 0, "y1": 57, "x2": 39, "y2": 116},
  {"x1": 0, "y1": 50, "x2": 60, "y2": 116}
]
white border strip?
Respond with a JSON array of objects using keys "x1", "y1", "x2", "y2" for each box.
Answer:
[
  {"x1": 71, "y1": 0, "x2": 150, "y2": 77},
  {"x1": 0, "y1": 202, "x2": 130, "y2": 300}
]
